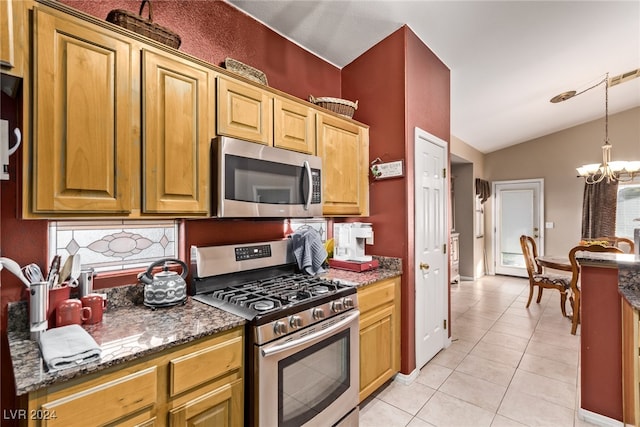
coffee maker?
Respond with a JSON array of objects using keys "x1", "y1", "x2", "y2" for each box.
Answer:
[{"x1": 332, "y1": 222, "x2": 374, "y2": 262}]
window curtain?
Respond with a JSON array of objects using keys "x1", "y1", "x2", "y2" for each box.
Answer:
[{"x1": 581, "y1": 180, "x2": 618, "y2": 239}]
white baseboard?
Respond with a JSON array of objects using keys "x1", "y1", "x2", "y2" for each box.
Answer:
[
  {"x1": 577, "y1": 408, "x2": 624, "y2": 427},
  {"x1": 393, "y1": 369, "x2": 419, "y2": 385}
]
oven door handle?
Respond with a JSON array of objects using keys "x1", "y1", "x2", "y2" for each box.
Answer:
[
  {"x1": 303, "y1": 160, "x2": 312, "y2": 211},
  {"x1": 261, "y1": 310, "x2": 359, "y2": 357}
]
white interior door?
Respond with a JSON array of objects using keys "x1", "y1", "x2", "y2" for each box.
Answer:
[
  {"x1": 493, "y1": 179, "x2": 544, "y2": 277},
  {"x1": 414, "y1": 128, "x2": 448, "y2": 369}
]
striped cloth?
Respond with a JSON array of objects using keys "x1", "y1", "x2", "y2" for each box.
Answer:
[{"x1": 291, "y1": 227, "x2": 327, "y2": 275}]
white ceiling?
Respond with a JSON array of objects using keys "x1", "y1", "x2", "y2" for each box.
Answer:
[{"x1": 226, "y1": 0, "x2": 640, "y2": 154}]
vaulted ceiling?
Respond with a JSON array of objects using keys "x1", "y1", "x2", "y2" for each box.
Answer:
[{"x1": 227, "y1": 0, "x2": 640, "y2": 153}]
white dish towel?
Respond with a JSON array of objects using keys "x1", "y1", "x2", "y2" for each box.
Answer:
[{"x1": 39, "y1": 324, "x2": 101, "y2": 371}]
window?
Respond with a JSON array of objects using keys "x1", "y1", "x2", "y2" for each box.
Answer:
[
  {"x1": 48, "y1": 220, "x2": 179, "y2": 273},
  {"x1": 615, "y1": 182, "x2": 640, "y2": 238}
]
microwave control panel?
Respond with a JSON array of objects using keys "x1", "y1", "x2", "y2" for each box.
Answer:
[{"x1": 312, "y1": 170, "x2": 321, "y2": 204}]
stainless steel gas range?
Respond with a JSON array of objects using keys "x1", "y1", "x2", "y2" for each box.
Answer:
[{"x1": 191, "y1": 239, "x2": 359, "y2": 427}]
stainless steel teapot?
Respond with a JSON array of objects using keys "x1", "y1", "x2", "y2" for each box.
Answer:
[{"x1": 137, "y1": 258, "x2": 188, "y2": 309}]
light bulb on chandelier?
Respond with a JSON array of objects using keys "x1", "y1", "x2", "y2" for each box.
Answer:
[{"x1": 551, "y1": 71, "x2": 640, "y2": 184}]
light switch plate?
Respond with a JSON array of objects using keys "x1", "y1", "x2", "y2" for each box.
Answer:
[{"x1": 1, "y1": 119, "x2": 9, "y2": 180}]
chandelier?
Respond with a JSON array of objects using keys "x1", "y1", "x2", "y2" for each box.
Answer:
[{"x1": 550, "y1": 72, "x2": 640, "y2": 184}]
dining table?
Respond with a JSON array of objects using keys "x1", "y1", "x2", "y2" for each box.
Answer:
[{"x1": 536, "y1": 255, "x2": 572, "y2": 272}]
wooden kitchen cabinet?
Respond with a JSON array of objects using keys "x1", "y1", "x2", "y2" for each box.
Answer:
[
  {"x1": 357, "y1": 277, "x2": 401, "y2": 402},
  {"x1": 273, "y1": 96, "x2": 316, "y2": 154},
  {"x1": 217, "y1": 76, "x2": 272, "y2": 145},
  {"x1": 22, "y1": 327, "x2": 244, "y2": 427},
  {"x1": 0, "y1": 0, "x2": 26, "y2": 78},
  {"x1": 141, "y1": 49, "x2": 212, "y2": 214},
  {"x1": 30, "y1": 5, "x2": 135, "y2": 214},
  {"x1": 622, "y1": 297, "x2": 640, "y2": 427},
  {"x1": 27, "y1": 3, "x2": 212, "y2": 217},
  {"x1": 316, "y1": 113, "x2": 369, "y2": 216}
]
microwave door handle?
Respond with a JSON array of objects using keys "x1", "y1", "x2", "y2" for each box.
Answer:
[
  {"x1": 303, "y1": 160, "x2": 312, "y2": 210},
  {"x1": 261, "y1": 310, "x2": 359, "y2": 357}
]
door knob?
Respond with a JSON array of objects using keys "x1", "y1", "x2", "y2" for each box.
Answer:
[{"x1": 419, "y1": 262, "x2": 430, "y2": 271}]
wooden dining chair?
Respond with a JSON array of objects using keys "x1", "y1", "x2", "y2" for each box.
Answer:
[
  {"x1": 567, "y1": 243, "x2": 623, "y2": 335},
  {"x1": 520, "y1": 235, "x2": 571, "y2": 317},
  {"x1": 592, "y1": 236, "x2": 635, "y2": 253}
]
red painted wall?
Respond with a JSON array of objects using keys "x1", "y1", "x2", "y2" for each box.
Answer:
[
  {"x1": 59, "y1": 0, "x2": 342, "y2": 100},
  {"x1": 342, "y1": 26, "x2": 450, "y2": 375},
  {"x1": 580, "y1": 265, "x2": 623, "y2": 421}
]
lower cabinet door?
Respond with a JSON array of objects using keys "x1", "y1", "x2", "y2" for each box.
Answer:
[
  {"x1": 359, "y1": 304, "x2": 395, "y2": 401},
  {"x1": 169, "y1": 379, "x2": 243, "y2": 427}
]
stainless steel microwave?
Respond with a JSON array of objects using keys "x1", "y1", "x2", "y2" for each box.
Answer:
[{"x1": 212, "y1": 136, "x2": 322, "y2": 218}]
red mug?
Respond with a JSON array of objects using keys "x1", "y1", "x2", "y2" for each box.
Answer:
[
  {"x1": 48, "y1": 285, "x2": 71, "y2": 327},
  {"x1": 81, "y1": 294, "x2": 106, "y2": 324},
  {"x1": 56, "y1": 299, "x2": 91, "y2": 327}
]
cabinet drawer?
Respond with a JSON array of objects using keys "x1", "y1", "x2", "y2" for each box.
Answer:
[
  {"x1": 170, "y1": 336, "x2": 243, "y2": 396},
  {"x1": 41, "y1": 367, "x2": 157, "y2": 427},
  {"x1": 358, "y1": 278, "x2": 397, "y2": 313}
]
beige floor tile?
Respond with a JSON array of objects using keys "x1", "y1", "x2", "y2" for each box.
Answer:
[
  {"x1": 490, "y1": 320, "x2": 536, "y2": 340},
  {"x1": 498, "y1": 388, "x2": 575, "y2": 426},
  {"x1": 430, "y1": 347, "x2": 467, "y2": 370},
  {"x1": 518, "y1": 353, "x2": 578, "y2": 385},
  {"x1": 469, "y1": 340, "x2": 524, "y2": 368},
  {"x1": 455, "y1": 353, "x2": 516, "y2": 387},
  {"x1": 377, "y1": 379, "x2": 436, "y2": 415},
  {"x1": 416, "y1": 391, "x2": 495, "y2": 427},
  {"x1": 359, "y1": 397, "x2": 414, "y2": 427},
  {"x1": 406, "y1": 417, "x2": 436, "y2": 427},
  {"x1": 490, "y1": 414, "x2": 527, "y2": 427},
  {"x1": 498, "y1": 313, "x2": 540, "y2": 329},
  {"x1": 509, "y1": 369, "x2": 577, "y2": 410},
  {"x1": 438, "y1": 371, "x2": 507, "y2": 412},
  {"x1": 448, "y1": 337, "x2": 476, "y2": 354},
  {"x1": 480, "y1": 330, "x2": 530, "y2": 352},
  {"x1": 454, "y1": 315, "x2": 496, "y2": 331},
  {"x1": 530, "y1": 329, "x2": 579, "y2": 351},
  {"x1": 524, "y1": 340, "x2": 579, "y2": 367},
  {"x1": 451, "y1": 324, "x2": 487, "y2": 343},
  {"x1": 415, "y1": 363, "x2": 453, "y2": 389}
]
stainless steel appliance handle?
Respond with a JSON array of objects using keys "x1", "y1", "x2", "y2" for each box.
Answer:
[
  {"x1": 303, "y1": 160, "x2": 312, "y2": 210},
  {"x1": 261, "y1": 310, "x2": 359, "y2": 357}
]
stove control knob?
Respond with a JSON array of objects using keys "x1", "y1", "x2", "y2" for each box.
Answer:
[
  {"x1": 312, "y1": 308, "x2": 325, "y2": 320},
  {"x1": 273, "y1": 321, "x2": 288, "y2": 335},
  {"x1": 332, "y1": 300, "x2": 344, "y2": 313},
  {"x1": 342, "y1": 297, "x2": 355, "y2": 309},
  {"x1": 289, "y1": 315, "x2": 303, "y2": 329}
]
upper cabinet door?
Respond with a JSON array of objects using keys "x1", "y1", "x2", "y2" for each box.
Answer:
[
  {"x1": 32, "y1": 7, "x2": 134, "y2": 213},
  {"x1": 142, "y1": 49, "x2": 212, "y2": 214},
  {"x1": 0, "y1": 0, "x2": 24, "y2": 77},
  {"x1": 316, "y1": 113, "x2": 369, "y2": 216},
  {"x1": 217, "y1": 76, "x2": 271, "y2": 145},
  {"x1": 273, "y1": 96, "x2": 315, "y2": 154}
]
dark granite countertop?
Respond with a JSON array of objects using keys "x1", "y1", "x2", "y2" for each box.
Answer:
[
  {"x1": 320, "y1": 256, "x2": 402, "y2": 287},
  {"x1": 8, "y1": 257, "x2": 401, "y2": 396},
  {"x1": 7, "y1": 296, "x2": 245, "y2": 396},
  {"x1": 576, "y1": 252, "x2": 640, "y2": 311}
]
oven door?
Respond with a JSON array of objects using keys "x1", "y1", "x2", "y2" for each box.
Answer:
[
  {"x1": 255, "y1": 310, "x2": 359, "y2": 427},
  {"x1": 213, "y1": 136, "x2": 322, "y2": 218}
]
